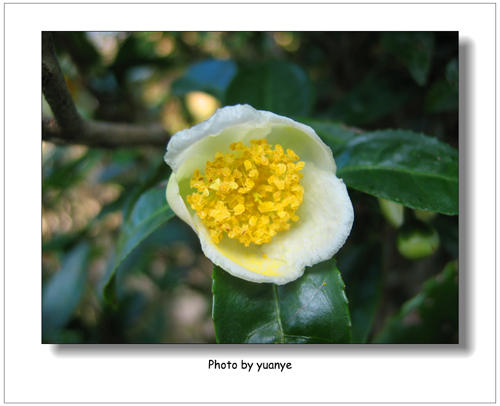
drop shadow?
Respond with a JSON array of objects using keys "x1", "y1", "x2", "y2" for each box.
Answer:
[{"x1": 53, "y1": 38, "x2": 471, "y2": 359}]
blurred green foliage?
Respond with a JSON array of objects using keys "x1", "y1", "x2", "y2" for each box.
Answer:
[{"x1": 43, "y1": 32, "x2": 458, "y2": 343}]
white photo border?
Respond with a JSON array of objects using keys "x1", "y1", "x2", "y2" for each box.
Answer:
[{"x1": 4, "y1": 2, "x2": 495, "y2": 403}]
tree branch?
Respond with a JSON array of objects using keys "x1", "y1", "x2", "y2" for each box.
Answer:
[{"x1": 42, "y1": 32, "x2": 170, "y2": 148}]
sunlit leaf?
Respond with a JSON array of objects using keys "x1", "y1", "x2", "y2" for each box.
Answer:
[
  {"x1": 336, "y1": 130, "x2": 458, "y2": 215},
  {"x1": 373, "y1": 261, "x2": 458, "y2": 343},
  {"x1": 172, "y1": 59, "x2": 237, "y2": 102},
  {"x1": 212, "y1": 258, "x2": 351, "y2": 344}
]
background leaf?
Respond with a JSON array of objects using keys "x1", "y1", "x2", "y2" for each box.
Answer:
[
  {"x1": 445, "y1": 57, "x2": 458, "y2": 89},
  {"x1": 212, "y1": 258, "x2": 351, "y2": 344},
  {"x1": 103, "y1": 186, "x2": 175, "y2": 304},
  {"x1": 381, "y1": 32, "x2": 435, "y2": 86},
  {"x1": 299, "y1": 118, "x2": 359, "y2": 155},
  {"x1": 432, "y1": 214, "x2": 459, "y2": 259},
  {"x1": 372, "y1": 261, "x2": 458, "y2": 343},
  {"x1": 425, "y1": 79, "x2": 458, "y2": 113},
  {"x1": 329, "y1": 76, "x2": 413, "y2": 126},
  {"x1": 336, "y1": 130, "x2": 458, "y2": 215},
  {"x1": 225, "y1": 60, "x2": 314, "y2": 117},
  {"x1": 338, "y1": 243, "x2": 382, "y2": 343},
  {"x1": 172, "y1": 59, "x2": 237, "y2": 102},
  {"x1": 42, "y1": 149, "x2": 104, "y2": 190},
  {"x1": 42, "y1": 242, "x2": 90, "y2": 340}
]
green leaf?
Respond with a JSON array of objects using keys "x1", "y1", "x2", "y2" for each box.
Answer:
[
  {"x1": 42, "y1": 242, "x2": 90, "y2": 340},
  {"x1": 53, "y1": 32, "x2": 101, "y2": 73},
  {"x1": 338, "y1": 243, "x2": 382, "y2": 343},
  {"x1": 329, "y1": 76, "x2": 413, "y2": 126},
  {"x1": 103, "y1": 187, "x2": 175, "y2": 305},
  {"x1": 381, "y1": 32, "x2": 434, "y2": 86},
  {"x1": 172, "y1": 59, "x2": 237, "y2": 102},
  {"x1": 336, "y1": 130, "x2": 458, "y2": 215},
  {"x1": 373, "y1": 261, "x2": 458, "y2": 343},
  {"x1": 110, "y1": 33, "x2": 173, "y2": 84},
  {"x1": 298, "y1": 118, "x2": 358, "y2": 155},
  {"x1": 43, "y1": 149, "x2": 105, "y2": 190},
  {"x1": 212, "y1": 257, "x2": 351, "y2": 344},
  {"x1": 425, "y1": 79, "x2": 458, "y2": 113},
  {"x1": 42, "y1": 229, "x2": 88, "y2": 252},
  {"x1": 433, "y1": 214, "x2": 458, "y2": 259},
  {"x1": 225, "y1": 60, "x2": 314, "y2": 117},
  {"x1": 122, "y1": 160, "x2": 171, "y2": 222},
  {"x1": 445, "y1": 57, "x2": 458, "y2": 89}
]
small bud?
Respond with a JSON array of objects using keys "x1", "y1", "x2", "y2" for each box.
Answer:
[
  {"x1": 397, "y1": 221, "x2": 440, "y2": 260},
  {"x1": 378, "y1": 198, "x2": 404, "y2": 228}
]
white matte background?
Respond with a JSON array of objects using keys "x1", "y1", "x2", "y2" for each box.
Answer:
[{"x1": 3, "y1": 2, "x2": 496, "y2": 403}]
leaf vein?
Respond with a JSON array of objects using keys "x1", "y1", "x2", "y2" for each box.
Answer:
[
  {"x1": 286, "y1": 278, "x2": 327, "y2": 323},
  {"x1": 272, "y1": 285, "x2": 285, "y2": 343}
]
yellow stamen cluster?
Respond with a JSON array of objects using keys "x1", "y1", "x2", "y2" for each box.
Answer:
[{"x1": 187, "y1": 139, "x2": 305, "y2": 246}]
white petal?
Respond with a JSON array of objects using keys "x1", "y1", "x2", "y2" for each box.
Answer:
[
  {"x1": 166, "y1": 172, "x2": 195, "y2": 230},
  {"x1": 193, "y1": 162, "x2": 353, "y2": 284},
  {"x1": 260, "y1": 110, "x2": 337, "y2": 173},
  {"x1": 164, "y1": 104, "x2": 270, "y2": 178},
  {"x1": 262, "y1": 162, "x2": 354, "y2": 278},
  {"x1": 196, "y1": 218, "x2": 290, "y2": 284},
  {"x1": 164, "y1": 104, "x2": 354, "y2": 284}
]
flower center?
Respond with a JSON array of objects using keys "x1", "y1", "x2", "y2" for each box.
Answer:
[{"x1": 187, "y1": 138, "x2": 305, "y2": 246}]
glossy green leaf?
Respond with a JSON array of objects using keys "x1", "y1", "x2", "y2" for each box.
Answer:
[
  {"x1": 338, "y1": 244, "x2": 382, "y2": 343},
  {"x1": 172, "y1": 59, "x2": 237, "y2": 102},
  {"x1": 336, "y1": 130, "x2": 458, "y2": 215},
  {"x1": 42, "y1": 242, "x2": 90, "y2": 340},
  {"x1": 373, "y1": 261, "x2": 458, "y2": 343},
  {"x1": 103, "y1": 187, "x2": 175, "y2": 304},
  {"x1": 298, "y1": 118, "x2": 358, "y2": 155},
  {"x1": 329, "y1": 76, "x2": 412, "y2": 126},
  {"x1": 381, "y1": 32, "x2": 434, "y2": 86},
  {"x1": 212, "y1": 258, "x2": 351, "y2": 344},
  {"x1": 425, "y1": 79, "x2": 458, "y2": 113},
  {"x1": 225, "y1": 60, "x2": 314, "y2": 117}
]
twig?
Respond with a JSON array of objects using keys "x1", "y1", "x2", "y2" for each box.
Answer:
[{"x1": 42, "y1": 32, "x2": 170, "y2": 148}]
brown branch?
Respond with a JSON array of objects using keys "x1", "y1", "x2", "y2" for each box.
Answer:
[
  {"x1": 42, "y1": 32, "x2": 170, "y2": 148},
  {"x1": 42, "y1": 117, "x2": 170, "y2": 148}
]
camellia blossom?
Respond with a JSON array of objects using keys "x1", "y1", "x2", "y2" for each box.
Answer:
[{"x1": 164, "y1": 104, "x2": 354, "y2": 285}]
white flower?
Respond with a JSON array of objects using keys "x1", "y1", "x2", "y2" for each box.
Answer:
[{"x1": 164, "y1": 104, "x2": 354, "y2": 285}]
